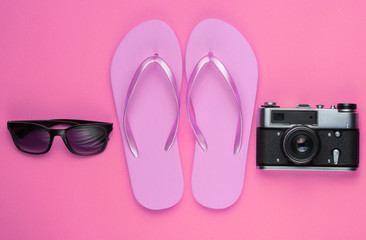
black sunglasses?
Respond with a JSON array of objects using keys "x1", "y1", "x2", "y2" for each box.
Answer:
[{"x1": 7, "y1": 119, "x2": 113, "y2": 156}]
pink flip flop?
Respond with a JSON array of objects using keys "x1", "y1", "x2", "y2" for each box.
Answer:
[
  {"x1": 111, "y1": 20, "x2": 184, "y2": 210},
  {"x1": 186, "y1": 19, "x2": 258, "y2": 209}
]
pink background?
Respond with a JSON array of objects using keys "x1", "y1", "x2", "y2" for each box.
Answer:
[{"x1": 1, "y1": 0, "x2": 366, "y2": 239}]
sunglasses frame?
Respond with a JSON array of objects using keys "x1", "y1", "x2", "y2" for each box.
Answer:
[{"x1": 7, "y1": 119, "x2": 113, "y2": 156}]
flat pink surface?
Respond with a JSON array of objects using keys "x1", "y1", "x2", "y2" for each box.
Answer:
[{"x1": 0, "y1": 0, "x2": 366, "y2": 239}]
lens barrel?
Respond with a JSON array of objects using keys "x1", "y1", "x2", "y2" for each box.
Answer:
[{"x1": 283, "y1": 126, "x2": 319, "y2": 164}]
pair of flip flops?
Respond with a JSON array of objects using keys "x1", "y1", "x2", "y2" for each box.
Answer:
[{"x1": 111, "y1": 19, "x2": 258, "y2": 210}]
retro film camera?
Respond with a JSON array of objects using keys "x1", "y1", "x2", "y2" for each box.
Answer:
[{"x1": 256, "y1": 102, "x2": 359, "y2": 171}]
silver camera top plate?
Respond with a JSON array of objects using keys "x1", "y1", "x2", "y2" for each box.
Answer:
[{"x1": 258, "y1": 103, "x2": 357, "y2": 129}]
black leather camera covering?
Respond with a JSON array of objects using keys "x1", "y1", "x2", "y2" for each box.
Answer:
[{"x1": 256, "y1": 128, "x2": 359, "y2": 168}]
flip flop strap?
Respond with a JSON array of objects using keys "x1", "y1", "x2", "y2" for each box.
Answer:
[
  {"x1": 123, "y1": 54, "x2": 180, "y2": 158},
  {"x1": 186, "y1": 52, "x2": 243, "y2": 155}
]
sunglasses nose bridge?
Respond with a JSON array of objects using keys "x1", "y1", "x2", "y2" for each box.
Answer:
[{"x1": 50, "y1": 129, "x2": 66, "y2": 137}]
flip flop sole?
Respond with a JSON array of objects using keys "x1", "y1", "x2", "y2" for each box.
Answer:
[
  {"x1": 111, "y1": 20, "x2": 184, "y2": 210},
  {"x1": 186, "y1": 19, "x2": 258, "y2": 209}
]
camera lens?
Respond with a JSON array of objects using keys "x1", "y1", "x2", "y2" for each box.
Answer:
[
  {"x1": 283, "y1": 127, "x2": 319, "y2": 164},
  {"x1": 293, "y1": 135, "x2": 311, "y2": 153}
]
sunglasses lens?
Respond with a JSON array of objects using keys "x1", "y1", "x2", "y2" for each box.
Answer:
[
  {"x1": 9, "y1": 123, "x2": 51, "y2": 153},
  {"x1": 66, "y1": 126, "x2": 107, "y2": 155}
]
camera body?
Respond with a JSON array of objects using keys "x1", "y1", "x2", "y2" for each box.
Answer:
[{"x1": 257, "y1": 102, "x2": 359, "y2": 171}]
